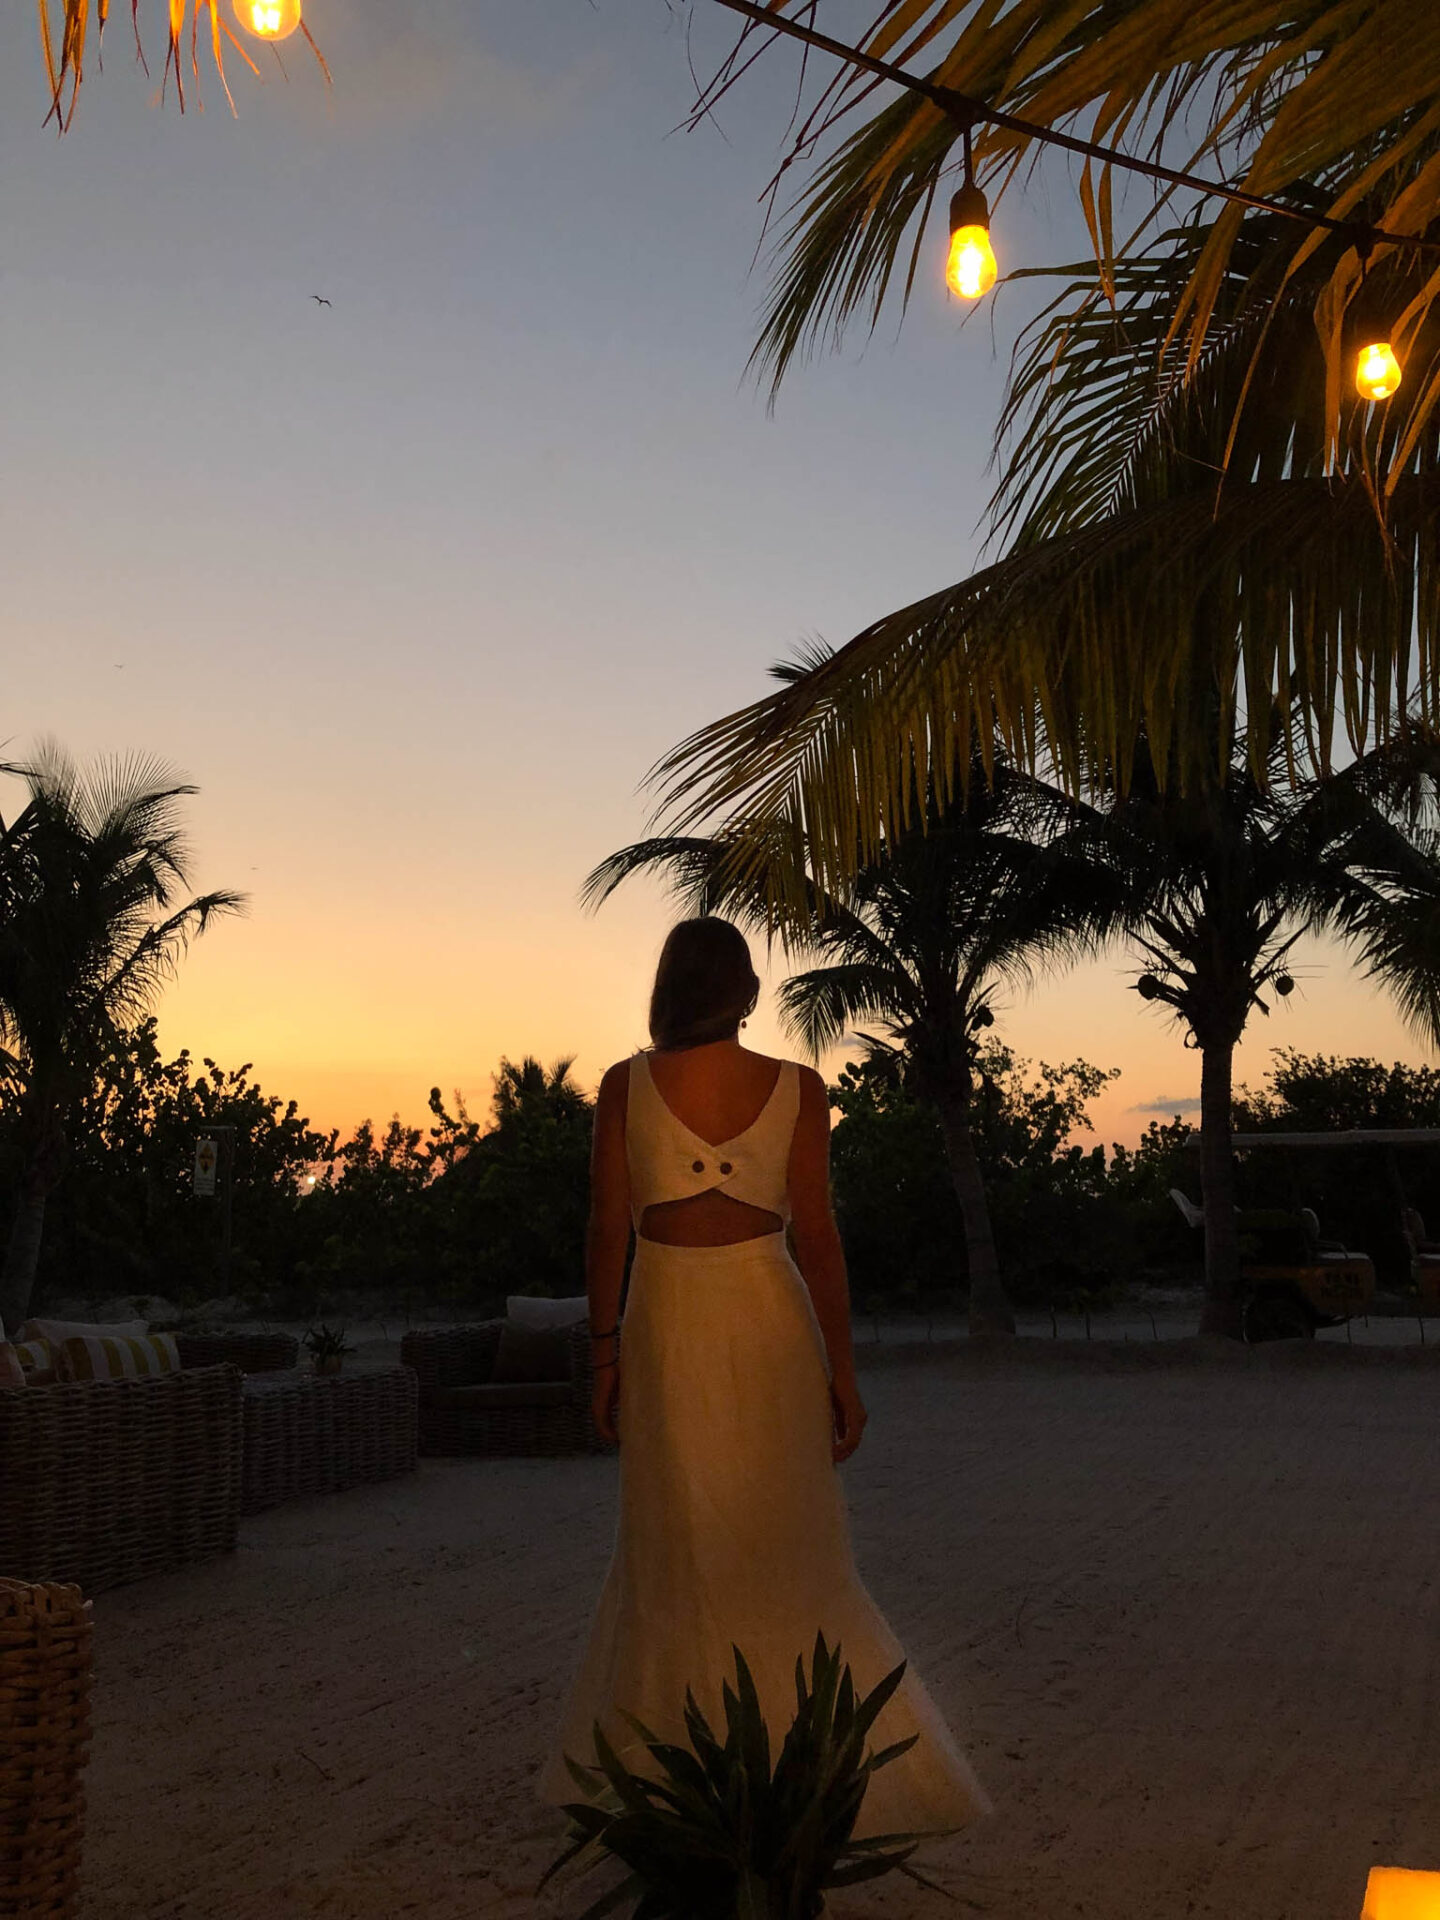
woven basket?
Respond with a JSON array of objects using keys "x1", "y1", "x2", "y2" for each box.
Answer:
[{"x1": 0, "y1": 1578, "x2": 92, "y2": 1918}]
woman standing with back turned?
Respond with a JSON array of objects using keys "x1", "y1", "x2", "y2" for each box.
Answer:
[{"x1": 539, "y1": 916, "x2": 989, "y2": 1839}]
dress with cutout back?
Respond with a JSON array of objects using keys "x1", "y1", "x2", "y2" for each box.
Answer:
[
  {"x1": 538, "y1": 1052, "x2": 991, "y2": 1838},
  {"x1": 625, "y1": 1050, "x2": 799, "y2": 1229}
]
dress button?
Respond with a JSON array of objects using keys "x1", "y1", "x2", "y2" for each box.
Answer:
[
  {"x1": 719, "y1": 1161, "x2": 733, "y2": 1176},
  {"x1": 692, "y1": 1159, "x2": 705, "y2": 1173}
]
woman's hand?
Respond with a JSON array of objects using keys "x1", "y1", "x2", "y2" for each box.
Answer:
[
  {"x1": 830, "y1": 1371, "x2": 867, "y2": 1463},
  {"x1": 591, "y1": 1361, "x2": 620, "y2": 1448}
]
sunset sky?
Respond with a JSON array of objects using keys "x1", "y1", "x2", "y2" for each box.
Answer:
[{"x1": 3, "y1": 1, "x2": 1427, "y2": 1149}]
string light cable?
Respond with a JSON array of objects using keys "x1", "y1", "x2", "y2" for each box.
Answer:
[{"x1": 707, "y1": 0, "x2": 1437, "y2": 389}]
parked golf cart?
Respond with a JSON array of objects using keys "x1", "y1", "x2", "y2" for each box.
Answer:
[
  {"x1": 1169, "y1": 1189, "x2": 1375, "y2": 1341},
  {"x1": 1174, "y1": 1123, "x2": 1440, "y2": 1338}
]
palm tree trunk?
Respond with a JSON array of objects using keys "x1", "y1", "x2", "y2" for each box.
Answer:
[
  {"x1": 1196, "y1": 1039, "x2": 1243, "y2": 1339},
  {"x1": 0, "y1": 1187, "x2": 48, "y2": 1334},
  {"x1": 934, "y1": 1094, "x2": 1015, "y2": 1337}
]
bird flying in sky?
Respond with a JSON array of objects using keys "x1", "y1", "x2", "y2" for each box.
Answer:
[{"x1": 310, "y1": 294, "x2": 331, "y2": 307}]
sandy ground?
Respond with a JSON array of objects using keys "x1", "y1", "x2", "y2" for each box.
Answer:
[{"x1": 78, "y1": 1337, "x2": 1440, "y2": 1920}]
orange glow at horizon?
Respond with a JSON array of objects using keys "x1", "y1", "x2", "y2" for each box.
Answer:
[{"x1": 153, "y1": 893, "x2": 1428, "y2": 1153}]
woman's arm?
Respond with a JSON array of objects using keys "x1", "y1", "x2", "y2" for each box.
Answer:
[
  {"x1": 587, "y1": 1061, "x2": 632, "y2": 1445},
  {"x1": 788, "y1": 1065, "x2": 867, "y2": 1462}
]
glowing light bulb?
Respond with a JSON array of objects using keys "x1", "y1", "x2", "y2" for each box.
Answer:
[
  {"x1": 1356, "y1": 340, "x2": 1402, "y2": 401},
  {"x1": 233, "y1": 0, "x2": 301, "y2": 40},
  {"x1": 945, "y1": 184, "x2": 997, "y2": 300},
  {"x1": 1361, "y1": 1867, "x2": 1440, "y2": 1920}
]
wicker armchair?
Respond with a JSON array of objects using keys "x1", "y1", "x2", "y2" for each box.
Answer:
[
  {"x1": 0, "y1": 1577, "x2": 92, "y2": 1918},
  {"x1": 174, "y1": 1330, "x2": 299, "y2": 1373},
  {"x1": 400, "y1": 1321, "x2": 611, "y2": 1457},
  {"x1": 0, "y1": 1366, "x2": 243, "y2": 1596}
]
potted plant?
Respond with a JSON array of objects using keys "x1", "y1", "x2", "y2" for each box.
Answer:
[
  {"x1": 302, "y1": 1324, "x2": 352, "y2": 1376},
  {"x1": 541, "y1": 1633, "x2": 956, "y2": 1919}
]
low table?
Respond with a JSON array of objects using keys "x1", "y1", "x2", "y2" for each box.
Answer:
[{"x1": 240, "y1": 1366, "x2": 419, "y2": 1515}]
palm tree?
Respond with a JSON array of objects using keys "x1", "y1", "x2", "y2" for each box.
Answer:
[
  {"x1": 586, "y1": 756, "x2": 1123, "y2": 1335},
  {"x1": 1096, "y1": 723, "x2": 1440, "y2": 1335},
  {"x1": 0, "y1": 749, "x2": 243, "y2": 1331},
  {"x1": 490, "y1": 1056, "x2": 591, "y2": 1129}
]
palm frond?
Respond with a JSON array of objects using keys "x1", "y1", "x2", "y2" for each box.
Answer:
[
  {"x1": 40, "y1": 1, "x2": 325, "y2": 126},
  {"x1": 652, "y1": 473, "x2": 1440, "y2": 899},
  {"x1": 777, "y1": 960, "x2": 916, "y2": 1058},
  {"x1": 729, "y1": 0, "x2": 1440, "y2": 491},
  {"x1": 88, "y1": 888, "x2": 246, "y2": 1029},
  {"x1": 587, "y1": 763, "x2": 1127, "y2": 1083}
]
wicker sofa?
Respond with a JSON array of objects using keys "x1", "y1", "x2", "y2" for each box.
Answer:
[
  {"x1": 0, "y1": 1365, "x2": 243, "y2": 1596},
  {"x1": 400, "y1": 1321, "x2": 611, "y2": 1457}
]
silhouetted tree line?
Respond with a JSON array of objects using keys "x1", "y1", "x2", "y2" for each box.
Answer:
[
  {"x1": 5, "y1": 1020, "x2": 1435, "y2": 1320},
  {"x1": 0, "y1": 1023, "x2": 595, "y2": 1319}
]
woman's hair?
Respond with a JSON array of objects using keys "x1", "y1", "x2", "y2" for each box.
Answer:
[{"x1": 649, "y1": 917, "x2": 760, "y2": 1052}]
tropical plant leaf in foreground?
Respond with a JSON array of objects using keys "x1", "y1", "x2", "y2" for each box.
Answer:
[{"x1": 539, "y1": 1635, "x2": 956, "y2": 1919}]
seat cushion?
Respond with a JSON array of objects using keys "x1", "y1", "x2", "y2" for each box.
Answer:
[
  {"x1": 22, "y1": 1316, "x2": 149, "y2": 1347},
  {"x1": 491, "y1": 1322, "x2": 570, "y2": 1385},
  {"x1": 10, "y1": 1338, "x2": 58, "y2": 1385},
  {"x1": 59, "y1": 1331, "x2": 183, "y2": 1382},
  {"x1": 432, "y1": 1381, "x2": 573, "y2": 1411}
]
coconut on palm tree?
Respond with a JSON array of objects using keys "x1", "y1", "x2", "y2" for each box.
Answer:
[
  {"x1": 586, "y1": 753, "x2": 1123, "y2": 1335},
  {"x1": 0, "y1": 748, "x2": 243, "y2": 1331}
]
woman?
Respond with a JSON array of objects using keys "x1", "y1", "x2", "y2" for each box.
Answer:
[{"x1": 539, "y1": 917, "x2": 989, "y2": 1838}]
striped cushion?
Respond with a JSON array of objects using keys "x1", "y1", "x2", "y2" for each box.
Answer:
[
  {"x1": 58, "y1": 1331, "x2": 182, "y2": 1382},
  {"x1": 12, "y1": 1338, "x2": 58, "y2": 1385},
  {"x1": 0, "y1": 1343, "x2": 25, "y2": 1389}
]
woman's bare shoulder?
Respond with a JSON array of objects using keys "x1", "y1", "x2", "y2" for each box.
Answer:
[
  {"x1": 736, "y1": 1043, "x2": 795, "y2": 1071},
  {"x1": 793, "y1": 1063, "x2": 828, "y2": 1108},
  {"x1": 596, "y1": 1058, "x2": 636, "y2": 1105},
  {"x1": 734, "y1": 1048, "x2": 825, "y2": 1111}
]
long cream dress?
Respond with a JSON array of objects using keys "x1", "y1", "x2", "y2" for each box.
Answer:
[{"x1": 538, "y1": 1054, "x2": 990, "y2": 1840}]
